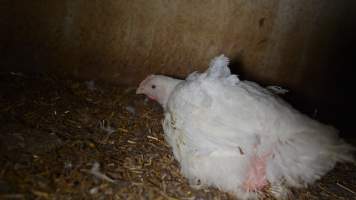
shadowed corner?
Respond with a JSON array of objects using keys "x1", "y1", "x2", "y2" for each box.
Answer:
[{"x1": 227, "y1": 54, "x2": 246, "y2": 80}]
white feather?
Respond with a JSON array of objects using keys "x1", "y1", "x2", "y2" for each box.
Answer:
[
  {"x1": 207, "y1": 54, "x2": 230, "y2": 78},
  {"x1": 156, "y1": 55, "x2": 355, "y2": 199}
]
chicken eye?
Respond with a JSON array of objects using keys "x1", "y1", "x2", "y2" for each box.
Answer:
[{"x1": 151, "y1": 85, "x2": 156, "y2": 89}]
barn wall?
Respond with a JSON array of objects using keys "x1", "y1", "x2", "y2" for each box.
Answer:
[
  {"x1": 2, "y1": 1, "x2": 279, "y2": 81},
  {"x1": 1, "y1": 1, "x2": 356, "y2": 129}
]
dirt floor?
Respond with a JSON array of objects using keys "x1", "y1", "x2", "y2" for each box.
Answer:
[{"x1": 0, "y1": 72, "x2": 355, "y2": 200}]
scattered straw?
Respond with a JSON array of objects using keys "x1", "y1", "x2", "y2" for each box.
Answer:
[
  {"x1": 336, "y1": 182, "x2": 356, "y2": 195},
  {"x1": 0, "y1": 74, "x2": 354, "y2": 200}
]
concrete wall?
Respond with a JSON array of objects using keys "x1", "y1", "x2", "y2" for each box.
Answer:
[{"x1": 1, "y1": 1, "x2": 356, "y2": 130}]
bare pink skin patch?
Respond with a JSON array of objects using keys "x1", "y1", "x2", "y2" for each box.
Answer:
[{"x1": 243, "y1": 152, "x2": 271, "y2": 192}]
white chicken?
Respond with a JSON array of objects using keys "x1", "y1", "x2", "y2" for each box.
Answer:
[{"x1": 136, "y1": 55, "x2": 354, "y2": 199}]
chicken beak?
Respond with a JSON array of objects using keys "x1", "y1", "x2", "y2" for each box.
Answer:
[
  {"x1": 136, "y1": 86, "x2": 143, "y2": 94},
  {"x1": 136, "y1": 80, "x2": 147, "y2": 94},
  {"x1": 136, "y1": 75, "x2": 154, "y2": 94}
]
